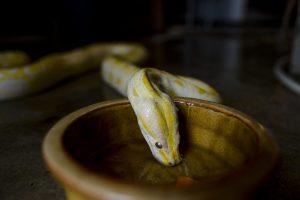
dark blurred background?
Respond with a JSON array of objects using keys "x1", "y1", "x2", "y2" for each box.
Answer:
[
  {"x1": 1, "y1": 1, "x2": 300, "y2": 200},
  {"x1": 0, "y1": 0, "x2": 296, "y2": 53}
]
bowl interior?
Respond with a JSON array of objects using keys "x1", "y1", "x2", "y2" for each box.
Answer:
[{"x1": 62, "y1": 99, "x2": 259, "y2": 186}]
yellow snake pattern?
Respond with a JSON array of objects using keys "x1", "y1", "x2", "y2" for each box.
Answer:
[
  {"x1": 0, "y1": 43, "x2": 221, "y2": 166},
  {"x1": 0, "y1": 43, "x2": 146, "y2": 101},
  {"x1": 101, "y1": 56, "x2": 221, "y2": 166}
]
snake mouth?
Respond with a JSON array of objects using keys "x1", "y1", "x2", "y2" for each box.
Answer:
[
  {"x1": 170, "y1": 151, "x2": 182, "y2": 166},
  {"x1": 162, "y1": 156, "x2": 182, "y2": 166},
  {"x1": 152, "y1": 147, "x2": 182, "y2": 166},
  {"x1": 168, "y1": 157, "x2": 182, "y2": 166}
]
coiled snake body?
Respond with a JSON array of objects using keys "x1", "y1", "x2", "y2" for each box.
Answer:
[
  {"x1": 102, "y1": 51, "x2": 221, "y2": 166},
  {"x1": 0, "y1": 43, "x2": 221, "y2": 166}
]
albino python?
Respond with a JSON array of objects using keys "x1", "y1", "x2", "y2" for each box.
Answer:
[
  {"x1": 0, "y1": 43, "x2": 221, "y2": 166},
  {"x1": 101, "y1": 57, "x2": 221, "y2": 166},
  {"x1": 0, "y1": 43, "x2": 146, "y2": 100}
]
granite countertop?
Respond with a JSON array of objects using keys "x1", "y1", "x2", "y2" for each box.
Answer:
[{"x1": 0, "y1": 29, "x2": 299, "y2": 199}]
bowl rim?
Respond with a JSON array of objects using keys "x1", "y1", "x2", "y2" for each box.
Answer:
[{"x1": 42, "y1": 97, "x2": 279, "y2": 199}]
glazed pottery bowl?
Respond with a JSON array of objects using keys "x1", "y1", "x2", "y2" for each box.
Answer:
[{"x1": 42, "y1": 98, "x2": 279, "y2": 200}]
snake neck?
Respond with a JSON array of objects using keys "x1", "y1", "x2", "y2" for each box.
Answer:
[{"x1": 127, "y1": 68, "x2": 182, "y2": 166}]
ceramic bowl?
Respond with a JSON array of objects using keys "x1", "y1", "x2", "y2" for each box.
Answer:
[{"x1": 42, "y1": 98, "x2": 279, "y2": 200}]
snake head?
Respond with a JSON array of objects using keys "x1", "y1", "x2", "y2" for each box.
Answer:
[{"x1": 127, "y1": 69, "x2": 182, "y2": 166}]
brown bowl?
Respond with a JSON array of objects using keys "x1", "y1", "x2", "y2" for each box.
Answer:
[{"x1": 42, "y1": 98, "x2": 279, "y2": 200}]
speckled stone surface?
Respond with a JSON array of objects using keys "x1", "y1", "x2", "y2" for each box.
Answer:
[{"x1": 0, "y1": 30, "x2": 299, "y2": 199}]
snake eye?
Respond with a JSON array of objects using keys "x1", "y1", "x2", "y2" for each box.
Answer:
[{"x1": 155, "y1": 142, "x2": 163, "y2": 149}]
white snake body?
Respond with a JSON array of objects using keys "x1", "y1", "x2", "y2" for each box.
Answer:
[
  {"x1": 0, "y1": 43, "x2": 147, "y2": 101},
  {"x1": 127, "y1": 69, "x2": 181, "y2": 166},
  {"x1": 101, "y1": 57, "x2": 139, "y2": 96},
  {"x1": 0, "y1": 51, "x2": 30, "y2": 68},
  {"x1": 0, "y1": 43, "x2": 221, "y2": 166},
  {"x1": 102, "y1": 57, "x2": 221, "y2": 166}
]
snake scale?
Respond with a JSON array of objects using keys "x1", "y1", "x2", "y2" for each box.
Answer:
[{"x1": 0, "y1": 43, "x2": 221, "y2": 166}]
